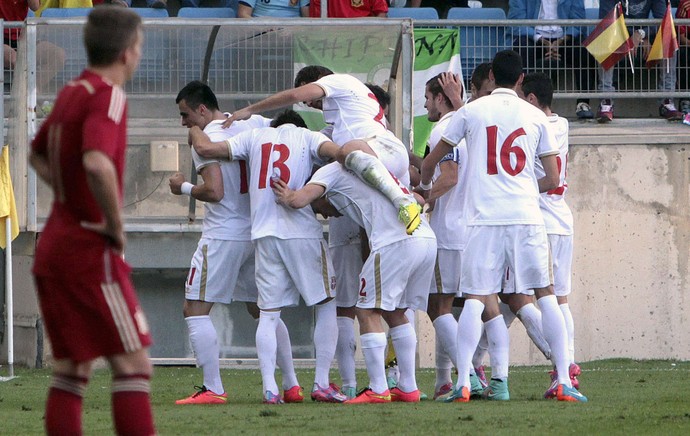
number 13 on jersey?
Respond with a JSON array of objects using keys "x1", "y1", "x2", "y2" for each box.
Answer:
[{"x1": 258, "y1": 142, "x2": 291, "y2": 189}]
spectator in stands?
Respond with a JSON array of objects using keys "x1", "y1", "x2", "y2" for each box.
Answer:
[
  {"x1": 117, "y1": 0, "x2": 168, "y2": 8},
  {"x1": 406, "y1": 1, "x2": 468, "y2": 20},
  {"x1": 238, "y1": 0, "x2": 309, "y2": 17},
  {"x1": 595, "y1": 0, "x2": 683, "y2": 122},
  {"x1": 2, "y1": 0, "x2": 65, "y2": 94},
  {"x1": 310, "y1": 0, "x2": 388, "y2": 17},
  {"x1": 508, "y1": 0, "x2": 596, "y2": 120},
  {"x1": 675, "y1": 0, "x2": 690, "y2": 113},
  {"x1": 179, "y1": 0, "x2": 233, "y2": 8}
]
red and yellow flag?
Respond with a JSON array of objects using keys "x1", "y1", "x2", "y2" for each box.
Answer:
[
  {"x1": 583, "y1": 3, "x2": 634, "y2": 71},
  {"x1": 646, "y1": 3, "x2": 679, "y2": 68}
]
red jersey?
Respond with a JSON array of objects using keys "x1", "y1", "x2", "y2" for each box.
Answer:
[
  {"x1": 32, "y1": 70, "x2": 128, "y2": 277},
  {"x1": 310, "y1": 0, "x2": 388, "y2": 18},
  {"x1": 1, "y1": 0, "x2": 29, "y2": 41},
  {"x1": 677, "y1": 0, "x2": 690, "y2": 36}
]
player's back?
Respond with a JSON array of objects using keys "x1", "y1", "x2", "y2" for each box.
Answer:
[
  {"x1": 310, "y1": 163, "x2": 435, "y2": 251},
  {"x1": 536, "y1": 114, "x2": 573, "y2": 235},
  {"x1": 34, "y1": 70, "x2": 127, "y2": 229},
  {"x1": 197, "y1": 116, "x2": 270, "y2": 240},
  {"x1": 444, "y1": 89, "x2": 557, "y2": 225},
  {"x1": 315, "y1": 74, "x2": 389, "y2": 144},
  {"x1": 31, "y1": 70, "x2": 128, "y2": 276},
  {"x1": 228, "y1": 123, "x2": 327, "y2": 240}
]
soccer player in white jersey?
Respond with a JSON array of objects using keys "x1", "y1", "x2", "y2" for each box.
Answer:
[
  {"x1": 519, "y1": 72, "x2": 580, "y2": 398},
  {"x1": 419, "y1": 72, "x2": 468, "y2": 400},
  {"x1": 190, "y1": 110, "x2": 346, "y2": 404},
  {"x1": 272, "y1": 163, "x2": 437, "y2": 404},
  {"x1": 420, "y1": 50, "x2": 587, "y2": 403},
  {"x1": 217, "y1": 65, "x2": 423, "y2": 234},
  {"x1": 169, "y1": 82, "x2": 303, "y2": 405}
]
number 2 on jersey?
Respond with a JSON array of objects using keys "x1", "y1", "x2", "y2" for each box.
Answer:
[
  {"x1": 486, "y1": 125, "x2": 527, "y2": 176},
  {"x1": 258, "y1": 142, "x2": 291, "y2": 189}
]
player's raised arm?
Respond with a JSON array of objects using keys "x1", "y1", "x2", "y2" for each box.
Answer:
[
  {"x1": 222, "y1": 83, "x2": 326, "y2": 128},
  {"x1": 272, "y1": 178, "x2": 326, "y2": 209},
  {"x1": 190, "y1": 126, "x2": 231, "y2": 159},
  {"x1": 169, "y1": 163, "x2": 224, "y2": 203}
]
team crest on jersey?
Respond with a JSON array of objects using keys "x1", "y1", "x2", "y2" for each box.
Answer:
[{"x1": 351, "y1": 0, "x2": 364, "y2": 7}]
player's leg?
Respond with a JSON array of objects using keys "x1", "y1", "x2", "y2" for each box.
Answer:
[
  {"x1": 336, "y1": 305, "x2": 358, "y2": 399},
  {"x1": 383, "y1": 308, "x2": 421, "y2": 402},
  {"x1": 284, "y1": 239, "x2": 344, "y2": 402},
  {"x1": 480, "y1": 296, "x2": 510, "y2": 401},
  {"x1": 320, "y1": 139, "x2": 421, "y2": 234},
  {"x1": 45, "y1": 359, "x2": 93, "y2": 436},
  {"x1": 345, "y1": 308, "x2": 391, "y2": 403},
  {"x1": 428, "y1": 293, "x2": 457, "y2": 396},
  {"x1": 500, "y1": 292, "x2": 551, "y2": 360},
  {"x1": 108, "y1": 349, "x2": 156, "y2": 436},
  {"x1": 552, "y1": 234, "x2": 580, "y2": 388}
]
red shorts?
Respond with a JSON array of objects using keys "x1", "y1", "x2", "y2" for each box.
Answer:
[{"x1": 34, "y1": 248, "x2": 152, "y2": 362}]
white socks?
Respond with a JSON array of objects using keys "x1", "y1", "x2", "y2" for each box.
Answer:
[
  {"x1": 435, "y1": 338, "x2": 453, "y2": 391},
  {"x1": 499, "y1": 302, "x2": 516, "y2": 328},
  {"x1": 455, "y1": 299, "x2": 485, "y2": 390},
  {"x1": 186, "y1": 315, "x2": 224, "y2": 394},
  {"x1": 537, "y1": 295, "x2": 571, "y2": 387},
  {"x1": 361, "y1": 332, "x2": 388, "y2": 394},
  {"x1": 516, "y1": 303, "x2": 551, "y2": 360},
  {"x1": 256, "y1": 310, "x2": 281, "y2": 395},
  {"x1": 472, "y1": 326, "x2": 488, "y2": 369},
  {"x1": 313, "y1": 300, "x2": 338, "y2": 389},
  {"x1": 560, "y1": 303, "x2": 575, "y2": 364},
  {"x1": 390, "y1": 323, "x2": 418, "y2": 393},
  {"x1": 275, "y1": 318, "x2": 299, "y2": 390},
  {"x1": 336, "y1": 316, "x2": 357, "y2": 389},
  {"x1": 433, "y1": 313, "x2": 458, "y2": 368},
  {"x1": 344, "y1": 150, "x2": 413, "y2": 208},
  {"x1": 484, "y1": 315, "x2": 509, "y2": 381}
]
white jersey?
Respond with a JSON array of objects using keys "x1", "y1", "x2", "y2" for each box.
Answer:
[
  {"x1": 442, "y1": 88, "x2": 559, "y2": 226},
  {"x1": 534, "y1": 114, "x2": 573, "y2": 235},
  {"x1": 309, "y1": 162, "x2": 436, "y2": 251},
  {"x1": 227, "y1": 124, "x2": 329, "y2": 240},
  {"x1": 315, "y1": 74, "x2": 399, "y2": 146},
  {"x1": 328, "y1": 215, "x2": 361, "y2": 248},
  {"x1": 192, "y1": 115, "x2": 271, "y2": 240},
  {"x1": 428, "y1": 111, "x2": 467, "y2": 250}
]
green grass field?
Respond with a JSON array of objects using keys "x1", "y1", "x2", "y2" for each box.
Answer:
[{"x1": 1, "y1": 359, "x2": 689, "y2": 435}]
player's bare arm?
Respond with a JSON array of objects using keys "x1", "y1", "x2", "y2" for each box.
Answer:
[
  {"x1": 420, "y1": 138, "x2": 454, "y2": 197},
  {"x1": 538, "y1": 153, "x2": 560, "y2": 193},
  {"x1": 426, "y1": 160, "x2": 458, "y2": 202},
  {"x1": 169, "y1": 164, "x2": 224, "y2": 203},
  {"x1": 190, "y1": 126, "x2": 231, "y2": 159},
  {"x1": 80, "y1": 150, "x2": 125, "y2": 253},
  {"x1": 272, "y1": 179, "x2": 325, "y2": 209},
  {"x1": 222, "y1": 83, "x2": 325, "y2": 128},
  {"x1": 29, "y1": 151, "x2": 52, "y2": 185},
  {"x1": 438, "y1": 72, "x2": 464, "y2": 110}
]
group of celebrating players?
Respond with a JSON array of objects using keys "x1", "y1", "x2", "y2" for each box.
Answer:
[
  {"x1": 170, "y1": 49, "x2": 588, "y2": 405},
  {"x1": 29, "y1": 6, "x2": 586, "y2": 435}
]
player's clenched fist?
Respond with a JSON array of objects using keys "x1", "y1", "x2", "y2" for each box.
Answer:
[{"x1": 169, "y1": 173, "x2": 186, "y2": 195}]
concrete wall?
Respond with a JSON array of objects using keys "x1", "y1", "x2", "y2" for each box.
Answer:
[{"x1": 2, "y1": 120, "x2": 689, "y2": 368}]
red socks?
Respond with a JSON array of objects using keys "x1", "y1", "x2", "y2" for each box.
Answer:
[
  {"x1": 111, "y1": 374, "x2": 155, "y2": 436},
  {"x1": 45, "y1": 374, "x2": 88, "y2": 436}
]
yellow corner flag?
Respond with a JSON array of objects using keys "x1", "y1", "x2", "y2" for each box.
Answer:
[{"x1": 0, "y1": 146, "x2": 20, "y2": 249}]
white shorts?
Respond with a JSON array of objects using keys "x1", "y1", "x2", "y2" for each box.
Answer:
[
  {"x1": 502, "y1": 233, "x2": 571, "y2": 297},
  {"x1": 460, "y1": 225, "x2": 552, "y2": 296},
  {"x1": 255, "y1": 236, "x2": 336, "y2": 309},
  {"x1": 357, "y1": 237, "x2": 436, "y2": 312},
  {"x1": 331, "y1": 243, "x2": 363, "y2": 308},
  {"x1": 365, "y1": 134, "x2": 410, "y2": 186},
  {"x1": 429, "y1": 248, "x2": 462, "y2": 296},
  {"x1": 185, "y1": 238, "x2": 257, "y2": 304}
]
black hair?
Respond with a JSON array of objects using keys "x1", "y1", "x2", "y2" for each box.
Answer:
[
  {"x1": 425, "y1": 73, "x2": 454, "y2": 108},
  {"x1": 470, "y1": 62, "x2": 492, "y2": 91},
  {"x1": 365, "y1": 83, "x2": 390, "y2": 110},
  {"x1": 270, "y1": 109, "x2": 308, "y2": 128},
  {"x1": 294, "y1": 65, "x2": 334, "y2": 88},
  {"x1": 175, "y1": 80, "x2": 220, "y2": 111},
  {"x1": 521, "y1": 72, "x2": 553, "y2": 108},
  {"x1": 491, "y1": 50, "x2": 523, "y2": 88}
]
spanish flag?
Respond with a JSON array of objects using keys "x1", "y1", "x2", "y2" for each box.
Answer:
[
  {"x1": 646, "y1": 3, "x2": 679, "y2": 68},
  {"x1": 0, "y1": 146, "x2": 19, "y2": 249},
  {"x1": 583, "y1": 3, "x2": 634, "y2": 71}
]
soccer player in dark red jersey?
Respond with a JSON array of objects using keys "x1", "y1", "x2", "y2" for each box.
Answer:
[{"x1": 29, "y1": 7, "x2": 155, "y2": 435}]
